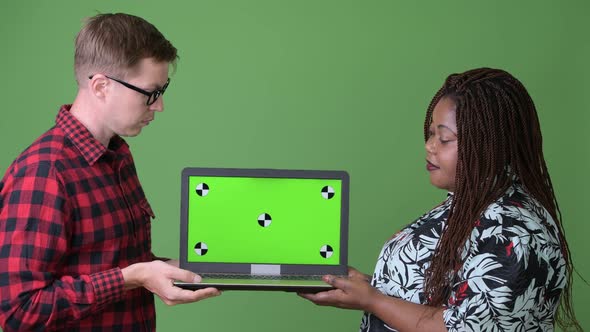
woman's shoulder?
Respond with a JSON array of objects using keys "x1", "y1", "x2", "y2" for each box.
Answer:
[{"x1": 477, "y1": 182, "x2": 558, "y2": 239}]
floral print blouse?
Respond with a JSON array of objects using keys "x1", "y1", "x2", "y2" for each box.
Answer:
[{"x1": 361, "y1": 182, "x2": 566, "y2": 332}]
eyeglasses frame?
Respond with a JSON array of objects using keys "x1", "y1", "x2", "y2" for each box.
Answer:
[{"x1": 88, "y1": 74, "x2": 170, "y2": 105}]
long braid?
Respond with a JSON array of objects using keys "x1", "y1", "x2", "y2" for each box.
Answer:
[{"x1": 422, "y1": 68, "x2": 580, "y2": 330}]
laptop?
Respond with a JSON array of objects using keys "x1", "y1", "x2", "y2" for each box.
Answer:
[{"x1": 173, "y1": 167, "x2": 350, "y2": 292}]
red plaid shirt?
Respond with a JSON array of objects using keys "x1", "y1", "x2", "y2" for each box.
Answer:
[{"x1": 0, "y1": 105, "x2": 157, "y2": 331}]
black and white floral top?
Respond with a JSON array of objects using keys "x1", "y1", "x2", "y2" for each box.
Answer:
[{"x1": 361, "y1": 182, "x2": 566, "y2": 332}]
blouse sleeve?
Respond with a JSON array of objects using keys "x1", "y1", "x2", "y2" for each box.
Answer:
[{"x1": 442, "y1": 205, "x2": 564, "y2": 331}]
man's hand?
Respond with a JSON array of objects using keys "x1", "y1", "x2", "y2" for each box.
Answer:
[
  {"x1": 164, "y1": 259, "x2": 180, "y2": 268},
  {"x1": 122, "y1": 260, "x2": 221, "y2": 305}
]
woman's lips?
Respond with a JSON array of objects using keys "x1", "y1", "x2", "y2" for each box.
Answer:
[{"x1": 426, "y1": 160, "x2": 439, "y2": 171}]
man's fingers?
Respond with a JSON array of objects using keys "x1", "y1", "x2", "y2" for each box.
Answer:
[
  {"x1": 164, "y1": 287, "x2": 221, "y2": 305},
  {"x1": 165, "y1": 259, "x2": 180, "y2": 268},
  {"x1": 180, "y1": 287, "x2": 221, "y2": 302},
  {"x1": 167, "y1": 266, "x2": 201, "y2": 283},
  {"x1": 185, "y1": 287, "x2": 221, "y2": 301}
]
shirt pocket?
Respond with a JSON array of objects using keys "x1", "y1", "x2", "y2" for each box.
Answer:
[
  {"x1": 135, "y1": 198, "x2": 155, "y2": 256},
  {"x1": 139, "y1": 198, "x2": 155, "y2": 220}
]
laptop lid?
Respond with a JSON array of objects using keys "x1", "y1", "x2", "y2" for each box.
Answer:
[{"x1": 177, "y1": 168, "x2": 349, "y2": 291}]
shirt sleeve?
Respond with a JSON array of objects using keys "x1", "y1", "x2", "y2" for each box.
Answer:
[
  {"x1": 442, "y1": 213, "x2": 551, "y2": 331},
  {"x1": 0, "y1": 162, "x2": 126, "y2": 331}
]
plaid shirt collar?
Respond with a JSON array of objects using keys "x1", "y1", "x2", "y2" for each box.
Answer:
[{"x1": 56, "y1": 104, "x2": 128, "y2": 165}]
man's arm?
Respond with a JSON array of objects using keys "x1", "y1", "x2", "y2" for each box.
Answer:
[
  {"x1": 0, "y1": 163, "x2": 221, "y2": 331},
  {"x1": 0, "y1": 163, "x2": 127, "y2": 331}
]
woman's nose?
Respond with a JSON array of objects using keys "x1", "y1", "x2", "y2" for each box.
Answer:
[{"x1": 425, "y1": 137, "x2": 436, "y2": 154}]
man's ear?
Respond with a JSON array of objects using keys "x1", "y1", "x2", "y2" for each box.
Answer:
[{"x1": 88, "y1": 74, "x2": 109, "y2": 101}]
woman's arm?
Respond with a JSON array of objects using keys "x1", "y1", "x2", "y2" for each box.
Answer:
[{"x1": 299, "y1": 268, "x2": 447, "y2": 332}]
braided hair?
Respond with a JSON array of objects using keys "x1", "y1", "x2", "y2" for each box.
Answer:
[{"x1": 422, "y1": 68, "x2": 579, "y2": 330}]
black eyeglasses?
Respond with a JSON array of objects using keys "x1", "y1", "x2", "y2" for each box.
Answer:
[{"x1": 88, "y1": 75, "x2": 170, "y2": 105}]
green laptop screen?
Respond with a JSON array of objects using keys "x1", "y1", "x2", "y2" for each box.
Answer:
[{"x1": 187, "y1": 175, "x2": 342, "y2": 265}]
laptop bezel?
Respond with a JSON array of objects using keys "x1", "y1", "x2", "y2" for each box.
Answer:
[{"x1": 179, "y1": 167, "x2": 349, "y2": 276}]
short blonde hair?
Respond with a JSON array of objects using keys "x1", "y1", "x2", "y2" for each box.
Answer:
[{"x1": 74, "y1": 13, "x2": 178, "y2": 84}]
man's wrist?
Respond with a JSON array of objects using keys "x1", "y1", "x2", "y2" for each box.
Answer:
[{"x1": 121, "y1": 263, "x2": 144, "y2": 290}]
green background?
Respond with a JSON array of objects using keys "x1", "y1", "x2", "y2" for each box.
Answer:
[
  {"x1": 1, "y1": 1, "x2": 588, "y2": 331},
  {"x1": 187, "y1": 176, "x2": 342, "y2": 264}
]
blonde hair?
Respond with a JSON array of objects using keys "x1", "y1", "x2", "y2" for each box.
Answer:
[{"x1": 74, "y1": 13, "x2": 178, "y2": 84}]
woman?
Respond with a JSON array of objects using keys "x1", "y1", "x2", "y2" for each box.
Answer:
[{"x1": 300, "y1": 68, "x2": 580, "y2": 331}]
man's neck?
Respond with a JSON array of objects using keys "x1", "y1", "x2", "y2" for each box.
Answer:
[{"x1": 69, "y1": 92, "x2": 113, "y2": 147}]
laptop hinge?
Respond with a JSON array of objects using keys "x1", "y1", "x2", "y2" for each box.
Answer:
[{"x1": 251, "y1": 264, "x2": 280, "y2": 275}]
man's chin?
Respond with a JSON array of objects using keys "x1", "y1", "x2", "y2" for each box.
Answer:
[{"x1": 119, "y1": 128, "x2": 142, "y2": 138}]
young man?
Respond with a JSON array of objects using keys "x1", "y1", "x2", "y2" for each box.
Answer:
[{"x1": 0, "y1": 13, "x2": 220, "y2": 331}]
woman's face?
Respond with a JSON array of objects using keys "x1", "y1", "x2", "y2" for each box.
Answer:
[{"x1": 425, "y1": 97, "x2": 458, "y2": 192}]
